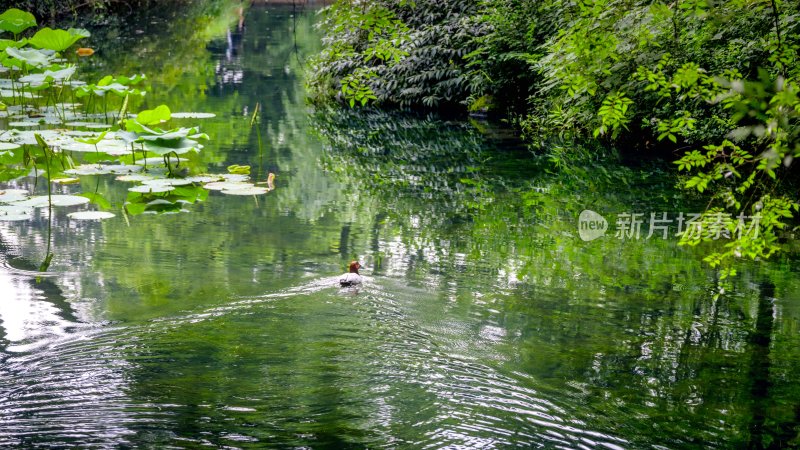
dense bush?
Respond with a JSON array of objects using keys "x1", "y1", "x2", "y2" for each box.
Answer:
[
  {"x1": 307, "y1": 0, "x2": 486, "y2": 110},
  {"x1": 310, "y1": 0, "x2": 800, "y2": 277}
]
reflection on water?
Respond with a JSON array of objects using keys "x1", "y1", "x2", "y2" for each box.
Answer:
[{"x1": 2, "y1": 2, "x2": 800, "y2": 449}]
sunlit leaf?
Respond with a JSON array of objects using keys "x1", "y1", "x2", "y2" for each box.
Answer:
[
  {"x1": 135, "y1": 104, "x2": 171, "y2": 125},
  {"x1": 0, "y1": 8, "x2": 36, "y2": 35},
  {"x1": 28, "y1": 27, "x2": 90, "y2": 52}
]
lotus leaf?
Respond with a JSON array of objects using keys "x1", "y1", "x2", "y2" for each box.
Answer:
[
  {"x1": 221, "y1": 174, "x2": 250, "y2": 182},
  {"x1": 52, "y1": 177, "x2": 80, "y2": 184},
  {"x1": 75, "y1": 130, "x2": 109, "y2": 145},
  {"x1": 13, "y1": 194, "x2": 90, "y2": 207},
  {"x1": 0, "y1": 204, "x2": 33, "y2": 221},
  {"x1": 116, "y1": 174, "x2": 154, "y2": 182},
  {"x1": 222, "y1": 187, "x2": 269, "y2": 196},
  {"x1": 129, "y1": 185, "x2": 174, "y2": 193},
  {"x1": 0, "y1": 8, "x2": 36, "y2": 35},
  {"x1": 142, "y1": 139, "x2": 203, "y2": 156},
  {"x1": 67, "y1": 211, "x2": 115, "y2": 220},
  {"x1": 28, "y1": 27, "x2": 90, "y2": 52},
  {"x1": 204, "y1": 181, "x2": 254, "y2": 191},
  {"x1": 142, "y1": 178, "x2": 194, "y2": 186},
  {"x1": 185, "y1": 175, "x2": 222, "y2": 183},
  {"x1": 0, "y1": 39, "x2": 24, "y2": 51},
  {"x1": 170, "y1": 112, "x2": 216, "y2": 119},
  {"x1": 135, "y1": 104, "x2": 171, "y2": 125},
  {"x1": 19, "y1": 66, "x2": 76, "y2": 84},
  {"x1": 0, "y1": 188, "x2": 28, "y2": 203},
  {"x1": 5, "y1": 47, "x2": 54, "y2": 68}
]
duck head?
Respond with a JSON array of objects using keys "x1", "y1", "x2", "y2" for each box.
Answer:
[{"x1": 348, "y1": 261, "x2": 361, "y2": 274}]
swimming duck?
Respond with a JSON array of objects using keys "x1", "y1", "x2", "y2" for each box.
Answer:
[{"x1": 339, "y1": 261, "x2": 362, "y2": 287}]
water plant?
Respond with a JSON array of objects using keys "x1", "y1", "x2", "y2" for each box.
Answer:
[{"x1": 0, "y1": 6, "x2": 270, "y2": 271}]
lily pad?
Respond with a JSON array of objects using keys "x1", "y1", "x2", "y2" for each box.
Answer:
[
  {"x1": 65, "y1": 121, "x2": 109, "y2": 128},
  {"x1": 170, "y1": 112, "x2": 216, "y2": 119},
  {"x1": 128, "y1": 184, "x2": 175, "y2": 194},
  {"x1": 142, "y1": 178, "x2": 194, "y2": 187},
  {"x1": 52, "y1": 177, "x2": 81, "y2": 184},
  {"x1": 115, "y1": 174, "x2": 154, "y2": 182},
  {"x1": 0, "y1": 90, "x2": 40, "y2": 99},
  {"x1": 0, "y1": 189, "x2": 29, "y2": 203},
  {"x1": 140, "y1": 156, "x2": 188, "y2": 165},
  {"x1": 185, "y1": 175, "x2": 222, "y2": 183},
  {"x1": 221, "y1": 187, "x2": 270, "y2": 196},
  {"x1": 221, "y1": 174, "x2": 250, "y2": 182},
  {"x1": 0, "y1": 142, "x2": 20, "y2": 150},
  {"x1": 8, "y1": 121, "x2": 40, "y2": 127},
  {"x1": 13, "y1": 194, "x2": 90, "y2": 207},
  {"x1": 67, "y1": 211, "x2": 115, "y2": 220},
  {"x1": 84, "y1": 123, "x2": 113, "y2": 129},
  {"x1": 203, "y1": 181, "x2": 253, "y2": 191},
  {"x1": 0, "y1": 204, "x2": 33, "y2": 221}
]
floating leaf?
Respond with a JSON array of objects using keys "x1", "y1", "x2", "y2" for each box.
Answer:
[
  {"x1": 204, "y1": 181, "x2": 253, "y2": 191},
  {"x1": 0, "y1": 8, "x2": 36, "y2": 35},
  {"x1": 52, "y1": 177, "x2": 80, "y2": 184},
  {"x1": 185, "y1": 175, "x2": 222, "y2": 183},
  {"x1": 170, "y1": 112, "x2": 216, "y2": 119},
  {"x1": 13, "y1": 194, "x2": 90, "y2": 207},
  {"x1": 128, "y1": 184, "x2": 175, "y2": 193},
  {"x1": 65, "y1": 164, "x2": 143, "y2": 175},
  {"x1": 221, "y1": 174, "x2": 250, "y2": 182},
  {"x1": 9, "y1": 121, "x2": 41, "y2": 127},
  {"x1": 67, "y1": 211, "x2": 115, "y2": 220},
  {"x1": 115, "y1": 174, "x2": 154, "y2": 182},
  {"x1": 221, "y1": 187, "x2": 269, "y2": 196},
  {"x1": 0, "y1": 89, "x2": 41, "y2": 99},
  {"x1": 0, "y1": 204, "x2": 33, "y2": 221},
  {"x1": 0, "y1": 188, "x2": 29, "y2": 203},
  {"x1": 142, "y1": 178, "x2": 194, "y2": 187}
]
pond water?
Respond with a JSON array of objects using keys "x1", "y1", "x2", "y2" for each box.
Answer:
[{"x1": 1, "y1": 3, "x2": 800, "y2": 448}]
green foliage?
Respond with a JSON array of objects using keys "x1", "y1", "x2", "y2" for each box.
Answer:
[
  {"x1": 0, "y1": 7, "x2": 35, "y2": 36},
  {"x1": 27, "y1": 27, "x2": 89, "y2": 52},
  {"x1": 308, "y1": 0, "x2": 486, "y2": 109},
  {"x1": 135, "y1": 104, "x2": 171, "y2": 126},
  {"x1": 310, "y1": 0, "x2": 800, "y2": 272}
]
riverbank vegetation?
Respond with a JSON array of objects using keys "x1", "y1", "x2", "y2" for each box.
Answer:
[{"x1": 308, "y1": 0, "x2": 800, "y2": 279}]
